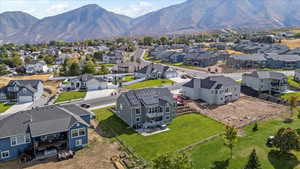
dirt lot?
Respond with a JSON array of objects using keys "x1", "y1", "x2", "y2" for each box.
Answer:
[
  {"x1": 281, "y1": 39, "x2": 300, "y2": 49},
  {"x1": 187, "y1": 95, "x2": 287, "y2": 128},
  {"x1": 0, "y1": 127, "x2": 121, "y2": 169},
  {"x1": 0, "y1": 74, "x2": 60, "y2": 96}
]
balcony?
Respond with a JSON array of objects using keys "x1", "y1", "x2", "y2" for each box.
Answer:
[{"x1": 146, "y1": 112, "x2": 164, "y2": 118}]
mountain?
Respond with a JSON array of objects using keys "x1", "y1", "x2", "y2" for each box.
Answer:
[
  {"x1": 7, "y1": 4, "x2": 132, "y2": 44},
  {"x1": 130, "y1": 0, "x2": 300, "y2": 35},
  {"x1": 0, "y1": 11, "x2": 38, "y2": 39},
  {"x1": 3, "y1": 1, "x2": 300, "y2": 44}
]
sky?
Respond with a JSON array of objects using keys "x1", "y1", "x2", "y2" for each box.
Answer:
[{"x1": 0, "y1": 0, "x2": 186, "y2": 18}]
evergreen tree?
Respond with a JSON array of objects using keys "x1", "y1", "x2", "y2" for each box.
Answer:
[
  {"x1": 273, "y1": 128, "x2": 300, "y2": 154},
  {"x1": 82, "y1": 61, "x2": 96, "y2": 74},
  {"x1": 244, "y1": 149, "x2": 261, "y2": 169},
  {"x1": 68, "y1": 62, "x2": 81, "y2": 76}
]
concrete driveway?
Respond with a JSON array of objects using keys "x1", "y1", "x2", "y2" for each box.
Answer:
[
  {"x1": 84, "y1": 89, "x2": 116, "y2": 101},
  {"x1": 2, "y1": 102, "x2": 33, "y2": 116}
]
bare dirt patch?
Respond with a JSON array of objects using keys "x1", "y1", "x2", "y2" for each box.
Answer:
[
  {"x1": 187, "y1": 95, "x2": 287, "y2": 128},
  {"x1": 281, "y1": 38, "x2": 300, "y2": 49},
  {"x1": 0, "y1": 128, "x2": 121, "y2": 169}
]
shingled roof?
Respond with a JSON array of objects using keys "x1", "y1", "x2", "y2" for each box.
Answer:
[
  {"x1": 183, "y1": 76, "x2": 239, "y2": 90},
  {"x1": 0, "y1": 104, "x2": 89, "y2": 139},
  {"x1": 244, "y1": 71, "x2": 287, "y2": 80}
]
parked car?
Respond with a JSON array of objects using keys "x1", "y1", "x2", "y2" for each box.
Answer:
[
  {"x1": 80, "y1": 104, "x2": 91, "y2": 109},
  {"x1": 266, "y1": 136, "x2": 275, "y2": 147}
]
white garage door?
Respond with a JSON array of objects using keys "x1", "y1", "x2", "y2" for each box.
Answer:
[
  {"x1": 86, "y1": 83, "x2": 99, "y2": 90},
  {"x1": 19, "y1": 96, "x2": 32, "y2": 103}
]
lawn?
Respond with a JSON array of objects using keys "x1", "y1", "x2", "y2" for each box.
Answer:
[
  {"x1": 190, "y1": 117, "x2": 300, "y2": 169},
  {"x1": 93, "y1": 108, "x2": 224, "y2": 160},
  {"x1": 123, "y1": 79, "x2": 174, "y2": 90},
  {"x1": 288, "y1": 75, "x2": 300, "y2": 88},
  {"x1": 122, "y1": 75, "x2": 135, "y2": 82},
  {"x1": 280, "y1": 92, "x2": 300, "y2": 100},
  {"x1": 0, "y1": 104, "x2": 13, "y2": 113},
  {"x1": 55, "y1": 91, "x2": 86, "y2": 103}
]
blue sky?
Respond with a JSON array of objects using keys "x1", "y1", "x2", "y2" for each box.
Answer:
[{"x1": 0, "y1": 0, "x2": 186, "y2": 18}]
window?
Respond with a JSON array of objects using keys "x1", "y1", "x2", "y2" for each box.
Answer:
[
  {"x1": 75, "y1": 139, "x2": 82, "y2": 146},
  {"x1": 71, "y1": 129, "x2": 79, "y2": 138},
  {"x1": 155, "y1": 107, "x2": 158, "y2": 112},
  {"x1": 136, "y1": 109, "x2": 141, "y2": 115},
  {"x1": 166, "y1": 116, "x2": 170, "y2": 120},
  {"x1": 159, "y1": 107, "x2": 163, "y2": 112},
  {"x1": 1, "y1": 151, "x2": 9, "y2": 159},
  {"x1": 79, "y1": 128, "x2": 86, "y2": 136},
  {"x1": 11, "y1": 137, "x2": 17, "y2": 146},
  {"x1": 136, "y1": 117, "x2": 140, "y2": 122},
  {"x1": 166, "y1": 107, "x2": 170, "y2": 112},
  {"x1": 25, "y1": 134, "x2": 31, "y2": 143}
]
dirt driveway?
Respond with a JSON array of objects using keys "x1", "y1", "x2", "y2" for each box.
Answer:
[
  {"x1": 187, "y1": 95, "x2": 287, "y2": 128},
  {"x1": 0, "y1": 128, "x2": 121, "y2": 169}
]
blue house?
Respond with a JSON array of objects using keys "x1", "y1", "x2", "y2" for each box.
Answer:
[{"x1": 0, "y1": 104, "x2": 91, "y2": 162}]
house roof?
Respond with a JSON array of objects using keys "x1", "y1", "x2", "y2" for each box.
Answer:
[
  {"x1": 244, "y1": 71, "x2": 287, "y2": 80},
  {"x1": 265, "y1": 54, "x2": 300, "y2": 62},
  {"x1": 121, "y1": 88, "x2": 174, "y2": 106},
  {"x1": 183, "y1": 76, "x2": 239, "y2": 89},
  {"x1": 137, "y1": 63, "x2": 171, "y2": 75},
  {"x1": 7, "y1": 80, "x2": 42, "y2": 93},
  {"x1": 230, "y1": 54, "x2": 267, "y2": 61},
  {"x1": 70, "y1": 74, "x2": 105, "y2": 83},
  {"x1": 0, "y1": 104, "x2": 89, "y2": 139}
]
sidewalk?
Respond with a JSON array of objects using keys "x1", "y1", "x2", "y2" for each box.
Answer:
[{"x1": 2, "y1": 102, "x2": 33, "y2": 116}]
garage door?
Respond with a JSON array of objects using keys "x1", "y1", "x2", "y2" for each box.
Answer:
[
  {"x1": 86, "y1": 83, "x2": 99, "y2": 90},
  {"x1": 19, "y1": 96, "x2": 32, "y2": 103}
]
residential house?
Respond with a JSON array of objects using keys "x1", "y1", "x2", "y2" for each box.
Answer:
[
  {"x1": 182, "y1": 76, "x2": 240, "y2": 105},
  {"x1": 111, "y1": 62, "x2": 147, "y2": 73},
  {"x1": 103, "y1": 50, "x2": 124, "y2": 64},
  {"x1": 0, "y1": 80, "x2": 43, "y2": 103},
  {"x1": 0, "y1": 104, "x2": 91, "y2": 162},
  {"x1": 25, "y1": 61, "x2": 49, "y2": 74},
  {"x1": 135, "y1": 63, "x2": 177, "y2": 80},
  {"x1": 227, "y1": 54, "x2": 267, "y2": 69},
  {"x1": 116, "y1": 88, "x2": 176, "y2": 129},
  {"x1": 265, "y1": 54, "x2": 300, "y2": 69},
  {"x1": 294, "y1": 70, "x2": 300, "y2": 82},
  {"x1": 64, "y1": 74, "x2": 107, "y2": 91},
  {"x1": 242, "y1": 71, "x2": 288, "y2": 93}
]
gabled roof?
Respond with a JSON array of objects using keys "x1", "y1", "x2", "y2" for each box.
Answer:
[
  {"x1": 230, "y1": 54, "x2": 267, "y2": 61},
  {"x1": 0, "y1": 104, "x2": 89, "y2": 139},
  {"x1": 7, "y1": 80, "x2": 42, "y2": 93},
  {"x1": 183, "y1": 76, "x2": 239, "y2": 90},
  {"x1": 244, "y1": 71, "x2": 287, "y2": 80},
  {"x1": 137, "y1": 63, "x2": 171, "y2": 75},
  {"x1": 70, "y1": 74, "x2": 105, "y2": 83},
  {"x1": 121, "y1": 88, "x2": 174, "y2": 107}
]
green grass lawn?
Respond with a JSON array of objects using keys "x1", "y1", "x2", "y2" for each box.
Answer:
[
  {"x1": 122, "y1": 75, "x2": 135, "y2": 82},
  {"x1": 288, "y1": 75, "x2": 300, "y2": 88},
  {"x1": 280, "y1": 92, "x2": 300, "y2": 100},
  {"x1": 123, "y1": 79, "x2": 174, "y2": 90},
  {"x1": 93, "y1": 108, "x2": 224, "y2": 160},
  {"x1": 0, "y1": 104, "x2": 13, "y2": 113},
  {"x1": 55, "y1": 91, "x2": 86, "y2": 103},
  {"x1": 190, "y1": 118, "x2": 300, "y2": 169}
]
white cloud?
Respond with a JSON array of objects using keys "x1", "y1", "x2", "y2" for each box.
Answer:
[
  {"x1": 109, "y1": 1, "x2": 156, "y2": 18},
  {"x1": 46, "y1": 3, "x2": 70, "y2": 16}
]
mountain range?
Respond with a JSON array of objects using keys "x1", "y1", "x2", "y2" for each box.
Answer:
[{"x1": 1, "y1": 0, "x2": 300, "y2": 44}]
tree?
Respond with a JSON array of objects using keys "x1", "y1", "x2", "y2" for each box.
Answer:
[
  {"x1": 82, "y1": 61, "x2": 96, "y2": 74},
  {"x1": 287, "y1": 96, "x2": 298, "y2": 119},
  {"x1": 273, "y1": 128, "x2": 300, "y2": 154},
  {"x1": 98, "y1": 64, "x2": 110, "y2": 75},
  {"x1": 224, "y1": 125, "x2": 237, "y2": 159},
  {"x1": 11, "y1": 56, "x2": 23, "y2": 67},
  {"x1": 160, "y1": 36, "x2": 169, "y2": 45},
  {"x1": 252, "y1": 122, "x2": 258, "y2": 132},
  {"x1": 244, "y1": 149, "x2": 262, "y2": 169},
  {"x1": 143, "y1": 36, "x2": 154, "y2": 46},
  {"x1": 153, "y1": 152, "x2": 193, "y2": 169},
  {"x1": 44, "y1": 55, "x2": 55, "y2": 65},
  {"x1": 0, "y1": 64, "x2": 8, "y2": 75},
  {"x1": 24, "y1": 56, "x2": 33, "y2": 64},
  {"x1": 68, "y1": 62, "x2": 81, "y2": 76}
]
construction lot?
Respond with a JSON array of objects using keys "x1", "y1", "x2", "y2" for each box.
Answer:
[
  {"x1": 0, "y1": 128, "x2": 122, "y2": 169},
  {"x1": 187, "y1": 95, "x2": 287, "y2": 128}
]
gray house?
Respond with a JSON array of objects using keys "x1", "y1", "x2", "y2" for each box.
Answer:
[
  {"x1": 294, "y1": 70, "x2": 300, "y2": 82},
  {"x1": 0, "y1": 80, "x2": 43, "y2": 103},
  {"x1": 182, "y1": 76, "x2": 240, "y2": 105},
  {"x1": 65, "y1": 74, "x2": 108, "y2": 91},
  {"x1": 135, "y1": 63, "x2": 177, "y2": 80},
  {"x1": 227, "y1": 54, "x2": 267, "y2": 69},
  {"x1": 242, "y1": 71, "x2": 288, "y2": 93},
  {"x1": 265, "y1": 54, "x2": 300, "y2": 69},
  {"x1": 116, "y1": 88, "x2": 176, "y2": 129}
]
